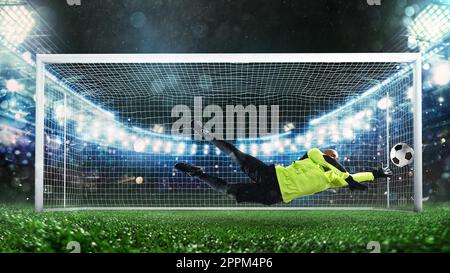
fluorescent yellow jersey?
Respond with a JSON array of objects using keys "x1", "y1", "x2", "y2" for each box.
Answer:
[{"x1": 275, "y1": 148, "x2": 374, "y2": 203}]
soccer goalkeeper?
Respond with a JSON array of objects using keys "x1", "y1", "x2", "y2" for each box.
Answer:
[{"x1": 175, "y1": 124, "x2": 392, "y2": 205}]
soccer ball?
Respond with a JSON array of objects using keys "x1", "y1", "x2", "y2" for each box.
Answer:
[{"x1": 390, "y1": 143, "x2": 414, "y2": 167}]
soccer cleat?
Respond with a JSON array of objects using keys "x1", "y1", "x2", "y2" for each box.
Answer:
[{"x1": 174, "y1": 163, "x2": 204, "y2": 177}]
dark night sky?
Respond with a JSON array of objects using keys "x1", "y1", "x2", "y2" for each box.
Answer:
[{"x1": 28, "y1": 0, "x2": 423, "y2": 54}]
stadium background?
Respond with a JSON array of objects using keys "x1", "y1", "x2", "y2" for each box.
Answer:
[{"x1": 0, "y1": 0, "x2": 449, "y2": 205}]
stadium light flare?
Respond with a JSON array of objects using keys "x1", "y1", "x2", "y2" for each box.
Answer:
[
  {"x1": 22, "y1": 51, "x2": 32, "y2": 64},
  {"x1": 0, "y1": 5, "x2": 35, "y2": 45},
  {"x1": 377, "y1": 97, "x2": 393, "y2": 110},
  {"x1": 152, "y1": 140, "x2": 162, "y2": 152},
  {"x1": 176, "y1": 143, "x2": 186, "y2": 155},
  {"x1": 190, "y1": 144, "x2": 197, "y2": 155},
  {"x1": 343, "y1": 128, "x2": 354, "y2": 140},
  {"x1": 331, "y1": 132, "x2": 340, "y2": 142},
  {"x1": 91, "y1": 131, "x2": 100, "y2": 140},
  {"x1": 107, "y1": 126, "x2": 116, "y2": 138},
  {"x1": 407, "y1": 36, "x2": 418, "y2": 50},
  {"x1": 274, "y1": 140, "x2": 282, "y2": 149},
  {"x1": 55, "y1": 104, "x2": 68, "y2": 119},
  {"x1": 77, "y1": 114, "x2": 85, "y2": 122},
  {"x1": 250, "y1": 143, "x2": 258, "y2": 156},
  {"x1": 164, "y1": 141, "x2": 173, "y2": 153},
  {"x1": 289, "y1": 144, "x2": 297, "y2": 152},
  {"x1": 407, "y1": 2, "x2": 450, "y2": 52},
  {"x1": 407, "y1": 87, "x2": 414, "y2": 100},
  {"x1": 318, "y1": 126, "x2": 326, "y2": 136},
  {"x1": 284, "y1": 139, "x2": 291, "y2": 147},
  {"x1": 317, "y1": 138, "x2": 324, "y2": 145},
  {"x1": 283, "y1": 122, "x2": 295, "y2": 132},
  {"x1": 293, "y1": 135, "x2": 302, "y2": 145},
  {"x1": 329, "y1": 122, "x2": 338, "y2": 132},
  {"x1": 305, "y1": 132, "x2": 313, "y2": 142},
  {"x1": 117, "y1": 130, "x2": 127, "y2": 141},
  {"x1": 262, "y1": 142, "x2": 272, "y2": 155},
  {"x1": 239, "y1": 144, "x2": 246, "y2": 153},
  {"x1": 152, "y1": 124, "x2": 164, "y2": 134},
  {"x1": 344, "y1": 116, "x2": 355, "y2": 127},
  {"x1": 5, "y1": 79, "x2": 23, "y2": 92},
  {"x1": 431, "y1": 62, "x2": 450, "y2": 86},
  {"x1": 404, "y1": 6, "x2": 416, "y2": 17}
]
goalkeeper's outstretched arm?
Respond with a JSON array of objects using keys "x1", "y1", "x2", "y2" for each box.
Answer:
[
  {"x1": 342, "y1": 166, "x2": 392, "y2": 191},
  {"x1": 306, "y1": 148, "x2": 392, "y2": 191}
]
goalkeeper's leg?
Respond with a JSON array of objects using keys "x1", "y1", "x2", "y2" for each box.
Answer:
[
  {"x1": 192, "y1": 120, "x2": 271, "y2": 183},
  {"x1": 174, "y1": 162, "x2": 280, "y2": 205},
  {"x1": 174, "y1": 163, "x2": 229, "y2": 193}
]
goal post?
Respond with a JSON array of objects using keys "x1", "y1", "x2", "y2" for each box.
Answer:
[{"x1": 35, "y1": 53, "x2": 422, "y2": 212}]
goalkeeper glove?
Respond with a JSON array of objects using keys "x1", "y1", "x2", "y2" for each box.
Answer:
[
  {"x1": 372, "y1": 166, "x2": 393, "y2": 179},
  {"x1": 345, "y1": 175, "x2": 368, "y2": 191}
]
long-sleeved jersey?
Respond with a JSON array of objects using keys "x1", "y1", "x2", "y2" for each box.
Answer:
[{"x1": 275, "y1": 148, "x2": 374, "y2": 203}]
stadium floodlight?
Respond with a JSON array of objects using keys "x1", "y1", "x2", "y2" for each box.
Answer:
[
  {"x1": 262, "y1": 142, "x2": 272, "y2": 155},
  {"x1": 54, "y1": 104, "x2": 68, "y2": 119},
  {"x1": 133, "y1": 139, "x2": 146, "y2": 153},
  {"x1": 238, "y1": 144, "x2": 246, "y2": 153},
  {"x1": 431, "y1": 61, "x2": 450, "y2": 85},
  {"x1": 203, "y1": 144, "x2": 209, "y2": 155},
  {"x1": 295, "y1": 135, "x2": 303, "y2": 144},
  {"x1": 176, "y1": 143, "x2": 186, "y2": 155},
  {"x1": 331, "y1": 132, "x2": 340, "y2": 142},
  {"x1": 152, "y1": 139, "x2": 162, "y2": 152},
  {"x1": 342, "y1": 128, "x2": 354, "y2": 140},
  {"x1": 407, "y1": 2, "x2": 450, "y2": 52},
  {"x1": 190, "y1": 144, "x2": 197, "y2": 155},
  {"x1": 35, "y1": 53, "x2": 422, "y2": 212},
  {"x1": 152, "y1": 124, "x2": 164, "y2": 134},
  {"x1": 0, "y1": 5, "x2": 35, "y2": 45},
  {"x1": 407, "y1": 87, "x2": 414, "y2": 100},
  {"x1": 377, "y1": 97, "x2": 393, "y2": 110},
  {"x1": 250, "y1": 143, "x2": 258, "y2": 156},
  {"x1": 303, "y1": 141, "x2": 312, "y2": 149},
  {"x1": 5, "y1": 79, "x2": 23, "y2": 92},
  {"x1": 164, "y1": 141, "x2": 173, "y2": 154}
]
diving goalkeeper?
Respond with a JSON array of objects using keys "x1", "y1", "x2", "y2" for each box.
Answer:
[{"x1": 175, "y1": 124, "x2": 392, "y2": 205}]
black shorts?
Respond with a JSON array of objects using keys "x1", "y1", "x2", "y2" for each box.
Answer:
[{"x1": 227, "y1": 164, "x2": 283, "y2": 206}]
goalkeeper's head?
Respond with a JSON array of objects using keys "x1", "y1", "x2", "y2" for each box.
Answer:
[{"x1": 323, "y1": 149, "x2": 339, "y2": 160}]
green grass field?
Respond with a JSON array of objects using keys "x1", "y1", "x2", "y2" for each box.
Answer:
[{"x1": 0, "y1": 204, "x2": 449, "y2": 253}]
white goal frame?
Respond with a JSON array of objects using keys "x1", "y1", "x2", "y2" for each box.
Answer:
[{"x1": 35, "y1": 53, "x2": 422, "y2": 212}]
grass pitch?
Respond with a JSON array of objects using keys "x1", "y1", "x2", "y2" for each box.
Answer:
[{"x1": 0, "y1": 204, "x2": 449, "y2": 253}]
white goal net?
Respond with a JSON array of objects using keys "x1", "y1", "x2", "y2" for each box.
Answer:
[{"x1": 35, "y1": 54, "x2": 422, "y2": 211}]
